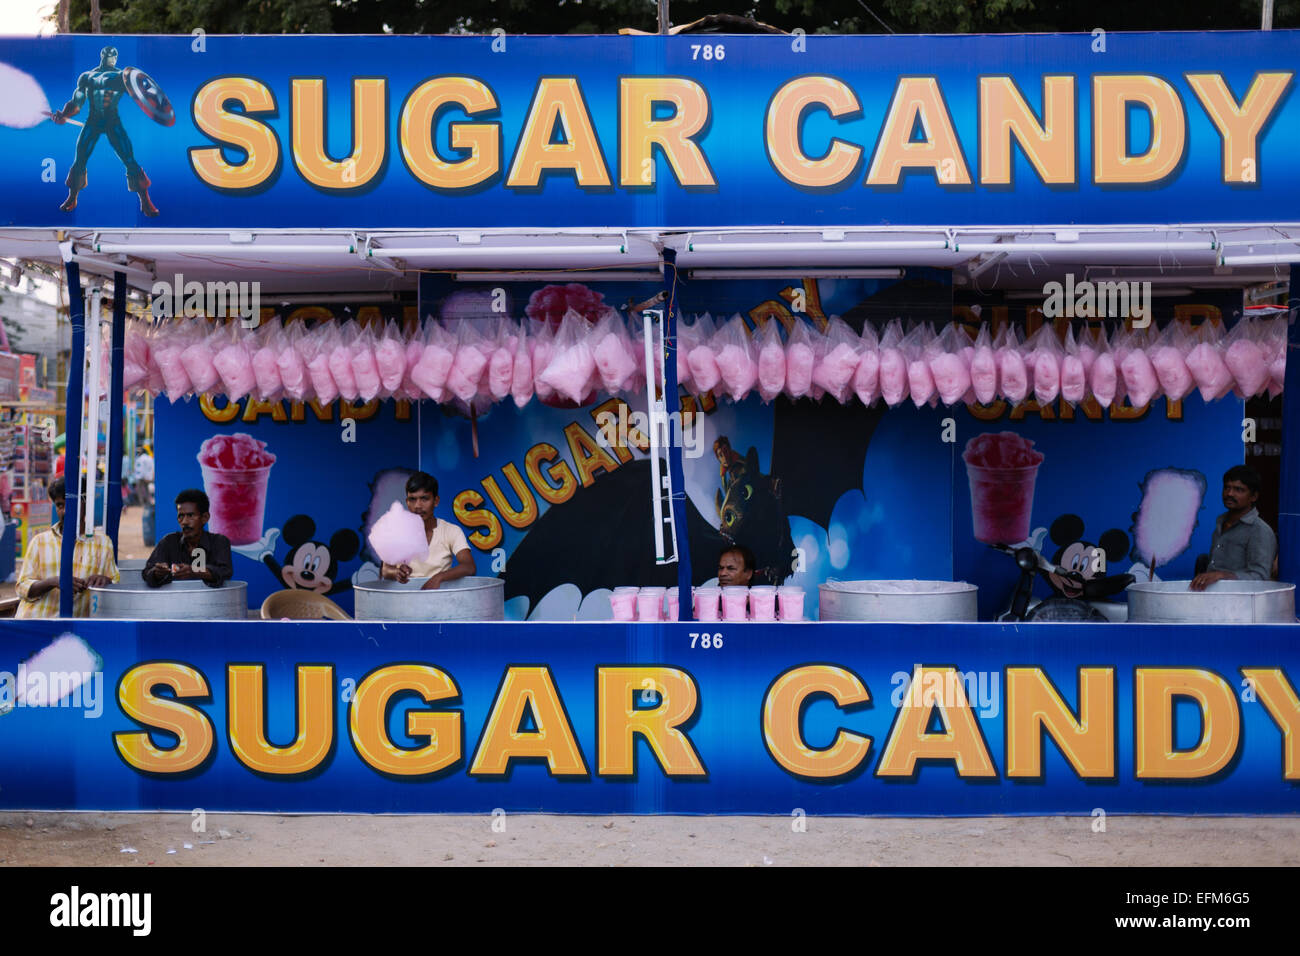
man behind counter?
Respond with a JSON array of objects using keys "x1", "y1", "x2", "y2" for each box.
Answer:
[
  {"x1": 15, "y1": 476, "x2": 119, "y2": 618},
  {"x1": 717, "y1": 545, "x2": 756, "y2": 587},
  {"x1": 143, "y1": 489, "x2": 233, "y2": 588},
  {"x1": 381, "y1": 471, "x2": 476, "y2": 590},
  {"x1": 1190, "y1": 465, "x2": 1277, "y2": 591}
]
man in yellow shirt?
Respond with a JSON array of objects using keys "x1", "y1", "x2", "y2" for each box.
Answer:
[
  {"x1": 16, "y1": 477, "x2": 120, "y2": 618},
  {"x1": 380, "y1": 471, "x2": 476, "y2": 591}
]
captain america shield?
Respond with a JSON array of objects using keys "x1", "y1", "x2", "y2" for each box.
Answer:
[{"x1": 122, "y1": 66, "x2": 175, "y2": 127}]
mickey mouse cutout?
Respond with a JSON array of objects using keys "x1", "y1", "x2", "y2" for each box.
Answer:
[
  {"x1": 262, "y1": 515, "x2": 360, "y2": 596},
  {"x1": 1044, "y1": 514, "x2": 1134, "y2": 601}
]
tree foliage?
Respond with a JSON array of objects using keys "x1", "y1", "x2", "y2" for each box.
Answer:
[{"x1": 57, "y1": 0, "x2": 1300, "y2": 37}]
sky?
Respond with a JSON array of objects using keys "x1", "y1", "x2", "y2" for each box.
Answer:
[{"x1": 0, "y1": 0, "x2": 56, "y2": 36}]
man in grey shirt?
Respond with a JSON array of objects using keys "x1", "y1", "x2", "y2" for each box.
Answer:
[{"x1": 1190, "y1": 465, "x2": 1277, "y2": 591}]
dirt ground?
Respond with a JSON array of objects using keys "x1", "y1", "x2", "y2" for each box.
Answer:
[{"x1": 1, "y1": 812, "x2": 1297, "y2": 866}]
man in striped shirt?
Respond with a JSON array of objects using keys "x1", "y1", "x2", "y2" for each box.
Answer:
[{"x1": 15, "y1": 477, "x2": 119, "y2": 618}]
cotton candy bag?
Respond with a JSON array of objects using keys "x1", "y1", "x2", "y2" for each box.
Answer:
[
  {"x1": 511, "y1": 322, "x2": 534, "y2": 408},
  {"x1": 445, "y1": 319, "x2": 491, "y2": 403},
  {"x1": 1089, "y1": 326, "x2": 1118, "y2": 408},
  {"x1": 154, "y1": 320, "x2": 195, "y2": 402},
  {"x1": 852, "y1": 322, "x2": 880, "y2": 406},
  {"x1": 370, "y1": 318, "x2": 405, "y2": 398},
  {"x1": 591, "y1": 310, "x2": 638, "y2": 396},
  {"x1": 530, "y1": 321, "x2": 557, "y2": 403},
  {"x1": 346, "y1": 321, "x2": 381, "y2": 402},
  {"x1": 1060, "y1": 325, "x2": 1087, "y2": 405},
  {"x1": 178, "y1": 320, "x2": 221, "y2": 396},
  {"x1": 277, "y1": 318, "x2": 310, "y2": 401},
  {"x1": 303, "y1": 323, "x2": 339, "y2": 404},
  {"x1": 538, "y1": 309, "x2": 597, "y2": 404},
  {"x1": 969, "y1": 324, "x2": 998, "y2": 405},
  {"x1": 686, "y1": 313, "x2": 721, "y2": 395},
  {"x1": 1150, "y1": 320, "x2": 1194, "y2": 403},
  {"x1": 878, "y1": 318, "x2": 908, "y2": 407},
  {"x1": 1223, "y1": 318, "x2": 1270, "y2": 397},
  {"x1": 995, "y1": 326, "x2": 1028, "y2": 403},
  {"x1": 1025, "y1": 324, "x2": 1063, "y2": 406},
  {"x1": 811, "y1": 316, "x2": 861, "y2": 403},
  {"x1": 124, "y1": 320, "x2": 150, "y2": 390},
  {"x1": 928, "y1": 322, "x2": 973, "y2": 406},
  {"x1": 755, "y1": 317, "x2": 787, "y2": 403},
  {"x1": 487, "y1": 319, "x2": 518, "y2": 401},
  {"x1": 784, "y1": 319, "x2": 817, "y2": 400},
  {"x1": 251, "y1": 321, "x2": 284, "y2": 401},
  {"x1": 676, "y1": 315, "x2": 700, "y2": 394},
  {"x1": 327, "y1": 320, "x2": 361, "y2": 402},
  {"x1": 902, "y1": 323, "x2": 938, "y2": 408},
  {"x1": 1266, "y1": 316, "x2": 1287, "y2": 397},
  {"x1": 1118, "y1": 326, "x2": 1160, "y2": 408},
  {"x1": 714, "y1": 314, "x2": 759, "y2": 402},
  {"x1": 213, "y1": 322, "x2": 256, "y2": 402},
  {"x1": 1184, "y1": 319, "x2": 1233, "y2": 403}
]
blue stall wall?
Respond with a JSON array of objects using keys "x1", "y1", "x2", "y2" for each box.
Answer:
[
  {"x1": 1, "y1": 619, "x2": 1297, "y2": 815},
  {"x1": 154, "y1": 282, "x2": 1247, "y2": 621}
]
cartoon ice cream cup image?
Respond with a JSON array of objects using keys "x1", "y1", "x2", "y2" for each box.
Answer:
[
  {"x1": 963, "y1": 431, "x2": 1044, "y2": 545},
  {"x1": 197, "y1": 433, "x2": 276, "y2": 545}
]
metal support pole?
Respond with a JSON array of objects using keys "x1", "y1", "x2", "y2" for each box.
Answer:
[
  {"x1": 106, "y1": 274, "x2": 126, "y2": 550},
  {"x1": 83, "y1": 287, "x2": 103, "y2": 537},
  {"x1": 1277, "y1": 265, "x2": 1300, "y2": 584},
  {"x1": 58, "y1": 259, "x2": 85, "y2": 618},
  {"x1": 662, "y1": 248, "x2": 693, "y2": 619}
]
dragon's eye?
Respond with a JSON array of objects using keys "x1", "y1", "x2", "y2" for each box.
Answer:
[{"x1": 743, "y1": 484, "x2": 753, "y2": 501}]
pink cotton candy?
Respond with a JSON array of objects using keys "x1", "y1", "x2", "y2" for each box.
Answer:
[
  {"x1": 785, "y1": 342, "x2": 815, "y2": 398},
  {"x1": 593, "y1": 331, "x2": 637, "y2": 394},
  {"x1": 306, "y1": 351, "x2": 337, "y2": 404},
  {"x1": 252, "y1": 345, "x2": 282, "y2": 399},
  {"x1": 1061, "y1": 355, "x2": 1086, "y2": 403},
  {"x1": 531, "y1": 338, "x2": 555, "y2": 402},
  {"x1": 487, "y1": 345, "x2": 515, "y2": 400},
  {"x1": 812, "y1": 342, "x2": 860, "y2": 399},
  {"x1": 998, "y1": 347, "x2": 1028, "y2": 403},
  {"x1": 688, "y1": 345, "x2": 721, "y2": 393},
  {"x1": 367, "y1": 501, "x2": 429, "y2": 567},
  {"x1": 852, "y1": 349, "x2": 879, "y2": 405},
  {"x1": 277, "y1": 340, "x2": 308, "y2": 401},
  {"x1": 907, "y1": 358, "x2": 935, "y2": 407},
  {"x1": 1120, "y1": 348, "x2": 1159, "y2": 408},
  {"x1": 878, "y1": 348, "x2": 907, "y2": 406},
  {"x1": 1270, "y1": 351, "x2": 1286, "y2": 393},
  {"x1": 1032, "y1": 348, "x2": 1060, "y2": 405},
  {"x1": 717, "y1": 343, "x2": 758, "y2": 401},
  {"x1": 351, "y1": 341, "x2": 382, "y2": 402},
  {"x1": 758, "y1": 340, "x2": 786, "y2": 401},
  {"x1": 328, "y1": 342, "x2": 359, "y2": 401},
  {"x1": 971, "y1": 346, "x2": 997, "y2": 404},
  {"x1": 1185, "y1": 342, "x2": 1232, "y2": 402},
  {"x1": 375, "y1": 336, "x2": 406, "y2": 394},
  {"x1": 412, "y1": 341, "x2": 454, "y2": 402},
  {"x1": 155, "y1": 342, "x2": 192, "y2": 401},
  {"x1": 511, "y1": 336, "x2": 534, "y2": 408},
  {"x1": 448, "y1": 343, "x2": 489, "y2": 403},
  {"x1": 1225, "y1": 338, "x2": 1269, "y2": 397},
  {"x1": 179, "y1": 337, "x2": 220, "y2": 394},
  {"x1": 124, "y1": 360, "x2": 146, "y2": 389},
  {"x1": 214, "y1": 341, "x2": 255, "y2": 401},
  {"x1": 1152, "y1": 346, "x2": 1193, "y2": 402},
  {"x1": 1091, "y1": 353, "x2": 1117, "y2": 407},
  {"x1": 539, "y1": 346, "x2": 595, "y2": 404},
  {"x1": 929, "y1": 351, "x2": 971, "y2": 406},
  {"x1": 1078, "y1": 341, "x2": 1097, "y2": 377}
]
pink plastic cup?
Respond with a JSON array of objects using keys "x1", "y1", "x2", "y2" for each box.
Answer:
[
  {"x1": 778, "y1": 586, "x2": 805, "y2": 621},
  {"x1": 721, "y1": 586, "x2": 749, "y2": 622},
  {"x1": 695, "y1": 587, "x2": 721, "y2": 622},
  {"x1": 749, "y1": 585, "x2": 777, "y2": 621},
  {"x1": 965, "y1": 462, "x2": 1040, "y2": 545},
  {"x1": 200, "y1": 462, "x2": 273, "y2": 545},
  {"x1": 665, "y1": 589, "x2": 679, "y2": 621},
  {"x1": 610, "y1": 587, "x2": 638, "y2": 622},
  {"x1": 637, "y1": 586, "x2": 666, "y2": 622}
]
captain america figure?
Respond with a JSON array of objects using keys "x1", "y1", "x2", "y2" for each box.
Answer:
[{"x1": 50, "y1": 46, "x2": 160, "y2": 217}]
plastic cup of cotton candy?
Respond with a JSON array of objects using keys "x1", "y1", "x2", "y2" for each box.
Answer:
[
  {"x1": 962, "y1": 431, "x2": 1044, "y2": 545},
  {"x1": 197, "y1": 433, "x2": 276, "y2": 545}
]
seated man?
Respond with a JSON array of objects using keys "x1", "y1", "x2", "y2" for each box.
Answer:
[
  {"x1": 143, "y1": 488, "x2": 234, "y2": 588},
  {"x1": 381, "y1": 471, "x2": 476, "y2": 590},
  {"x1": 15, "y1": 477, "x2": 119, "y2": 617},
  {"x1": 717, "y1": 544, "x2": 756, "y2": 587},
  {"x1": 1190, "y1": 465, "x2": 1277, "y2": 591}
]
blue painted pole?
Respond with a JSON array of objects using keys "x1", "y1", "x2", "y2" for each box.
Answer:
[
  {"x1": 105, "y1": 274, "x2": 126, "y2": 550},
  {"x1": 662, "y1": 249, "x2": 693, "y2": 620},
  {"x1": 1277, "y1": 264, "x2": 1300, "y2": 585},
  {"x1": 59, "y1": 261, "x2": 85, "y2": 618}
]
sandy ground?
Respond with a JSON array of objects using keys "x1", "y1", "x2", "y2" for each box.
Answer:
[{"x1": 0, "y1": 812, "x2": 1297, "y2": 866}]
